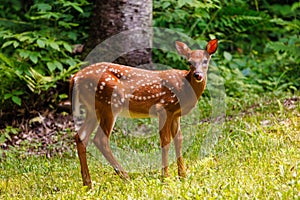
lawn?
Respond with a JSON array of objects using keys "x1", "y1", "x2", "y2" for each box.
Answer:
[{"x1": 0, "y1": 92, "x2": 299, "y2": 199}]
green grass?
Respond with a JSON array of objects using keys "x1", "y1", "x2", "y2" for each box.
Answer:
[{"x1": 0, "y1": 92, "x2": 299, "y2": 199}]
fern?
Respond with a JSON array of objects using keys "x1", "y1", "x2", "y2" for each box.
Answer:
[
  {"x1": 291, "y1": 2, "x2": 300, "y2": 11},
  {"x1": 267, "y1": 40, "x2": 300, "y2": 62},
  {"x1": 267, "y1": 42, "x2": 294, "y2": 53},
  {"x1": 270, "y1": 18, "x2": 300, "y2": 30},
  {"x1": 210, "y1": 6, "x2": 270, "y2": 34}
]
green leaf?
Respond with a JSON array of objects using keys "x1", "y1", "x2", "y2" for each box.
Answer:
[
  {"x1": 49, "y1": 41, "x2": 60, "y2": 51},
  {"x1": 62, "y1": 58, "x2": 76, "y2": 66},
  {"x1": 63, "y1": 42, "x2": 72, "y2": 53},
  {"x1": 12, "y1": 96, "x2": 21, "y2": 106},
  {"x1": 28, "y1": 52, "x2": 40, "y2": 64},
  {"x1": 162, "y1": 2, "x2": 171, "y2": 9},
  {"x1": 46, "y1": 61, "x2": 63, "y2": 72},
  {"x1": 63, "y1": 2, "x2": 84, "y2": 13},
  {"x1": 18, "y1": 36, "x2": 31, "y2": 42},
  {"x1": 37, "y1": 39, "x2": 45, "y2": 48},
  {"x1": 0, "y1": 53, "x2": 14, "y2": 67},
  {"x1": 36, "y1": 3, "x2": 52, "y2": 11},
  {"x1": 13, "y1": 90, "x2": 24, "y2": 95},
  {"x1": 4, "y1": 93, "x2": 12, "y2": 100},
  {"x1": 2, "y1": 41, "x2": 14, "y2": 48},
  {"x1": 71, "y1": 4, "x2": 84, "y2": 13},
  {"x1": 58, "y1": 21, "x2": 79, "y2": 28},
  {"x1": 58, "y1": 21, "x2": 70, "y2": 29},
  {"x1": 59, "y1": 94, "x2": 68, "y2": 100},
  {"x1": 53, "y1": 60, "x2": 63, "y2": 71},
  {"x1": 30, "y1": 53, "x2": 38, "y2": 64},
  {"x1": 47, "y1": 62, "x2": 57, "y2": 72},
  {"x1": 67, "y1": 32, "x2": 78, "y2": 41},
  {"x1": 177, "y1": 0, "x2": 187, "y2": 8},
  {"x1": 13, "y1": 41, "x2": 19, "y2": 48},
  {"x1": 19, "y1": 50, "x2": 30, "y2": 59},
  {"x1": 292, "y1": 2, "x2": 300, "y2": 11},
  {"x1": 224, "y1": 51, "x2": 232, "y2": 61},
  {"x1": 9, "y1": 127, "x2": 19, "y2": 135}
]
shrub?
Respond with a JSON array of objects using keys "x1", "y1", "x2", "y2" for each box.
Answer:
[
  {"x1": 153, "y1": 0, "x2": 300, "y2": 97},
  {"x1": 0, "y1": 0, "x2": 92, "y2": 108}
]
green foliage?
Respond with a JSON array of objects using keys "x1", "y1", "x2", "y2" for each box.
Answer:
[
  {"x1": 1, "y1": 0, "x2": 298, "y2": 106},
  {"x1": 0, "y1": 0, "x2": 91, "y2": 108},
  {"x1": 0, "y1": 126, "x2": 19, "y2": 145},
  {"x1": 153, "y1": 0, "x2": 300, "y2": 97}
]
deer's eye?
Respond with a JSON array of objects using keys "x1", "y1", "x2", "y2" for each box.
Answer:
[
  {"x1": 203, "y1": 60, "x2": 208, "y2": 65},
  {"x1": 188, "y1": 61, "x2": 194, "y2": 66}
]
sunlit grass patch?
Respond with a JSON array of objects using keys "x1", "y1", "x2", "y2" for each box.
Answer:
[{"x1": 0, "y1": 92, "x2": 299, "y2": 199}]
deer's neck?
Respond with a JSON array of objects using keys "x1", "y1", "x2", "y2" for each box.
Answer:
[{"x1": 185, "y1": 70, "x2": 207, "y2": 100}]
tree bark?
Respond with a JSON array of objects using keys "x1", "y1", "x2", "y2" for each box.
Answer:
[{"x1": 83, "y1": 0, "x2": 152, "y2": 67}]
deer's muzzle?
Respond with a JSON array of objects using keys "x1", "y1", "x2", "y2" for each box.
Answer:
[{"x1": 193, "y1": 72, "x2": 204, "y2": 82}]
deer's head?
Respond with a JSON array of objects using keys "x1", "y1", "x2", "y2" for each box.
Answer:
[{"x1": 175, "y1": 39, "x2": 218, "y2": 82}]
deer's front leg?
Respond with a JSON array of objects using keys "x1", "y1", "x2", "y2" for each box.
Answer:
[
  {"x1": 159, "y1": 112, "x2": 172, "y2": 177},
  {"x1": 171, "y1": 117, "x2": 186, "y2": 177}
]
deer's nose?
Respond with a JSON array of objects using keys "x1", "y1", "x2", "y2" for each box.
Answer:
[{"x1": 193, "y1": 72, "x2": 203, "y2": 82}]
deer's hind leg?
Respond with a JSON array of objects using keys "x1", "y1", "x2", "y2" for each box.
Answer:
[
  {"x1": 75, "y1": 111, "x2": 98, "y2": 188},
  {"x1": 93, "y1": 109, "x2": 129, "y2": 179}
]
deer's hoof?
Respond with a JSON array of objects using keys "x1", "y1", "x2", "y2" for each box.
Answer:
[
  {"x1": 83, "y1": 180, "x2": 92, "y2": 190},
  {"x1": 178, "y1": 171, "x2": 187, "y2": 179},
  {"x1": 114, "y1": 168, "x2": 130, "y2": 180}
]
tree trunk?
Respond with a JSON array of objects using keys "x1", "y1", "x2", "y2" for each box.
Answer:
[{"x1": 83, "y1": 0, "x2": 152, "y2": 68}]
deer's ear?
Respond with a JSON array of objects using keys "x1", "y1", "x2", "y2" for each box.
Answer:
[
  {"x1": 175, "y1": 41, "x2": 191, "y2": 59},
  {"x1": 206, "y1": 39, "x2": 218, "y2": 55}
]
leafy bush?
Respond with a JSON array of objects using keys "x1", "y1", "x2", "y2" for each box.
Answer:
[
  {"x1": 153, "y1": 0, "x2": 300, "y2": 97},
  {"x1": 0, "y1": 0, "x2": 299, "y2": 108},
  {"x1": 0, "y1": 0, "x2": 91, "y2": 108}
]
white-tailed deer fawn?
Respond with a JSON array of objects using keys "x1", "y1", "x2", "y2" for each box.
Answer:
[{"x1": 70, "y1": 39, "x2": 218, "y2": 188}]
